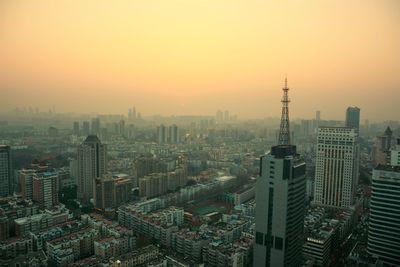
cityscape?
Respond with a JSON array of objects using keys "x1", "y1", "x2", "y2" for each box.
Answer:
[{"x1": 1, "y1": 1, "x2": 400, "y2": 267}]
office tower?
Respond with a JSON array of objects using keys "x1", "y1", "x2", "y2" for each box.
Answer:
[
  {"x1": 313, "y1": 127, "x2": 359, "y2": 208},
  {"x1": 345, "y1": 106, "x2": 360, "y2": 132},
  {"x1": 77, "y1": 135, "x2": 107, "y2": 204},
  {"x1": 91, "y1": 117, "x2": 101, "y2": 134},
  {"x1": 315, "y1": 110, "x2": 321, "y2": 121},
  {"x1": 390, "y1": 137, "x2": 400, "y2": 166},
  {"x1": 169, "y1": 124, "x2": 179, "y2": 144},
  {"x1": 254, "y1": 79, "x2": 306, "y2": 267},
  {"x1": 216, "y1": 110, "x2": 223, "y2": 123},
  {"x1": 157, "y1": 124, "x2": 167, "y2": 144},
  {"x1": 32, "y1": 171, "x2": 59, "y2": 209},
  {"x1": 371, "y1": 127, "x2": 393, "y2": 166},
  {"x1": 0, "y1": 145, "x2": 12, "y2": 197},
  {"x1": 367, "y1": 165, "x2": 400, "y2": 266},
  {"x1": 94, "y1": 175, "x2": 133, "y2": 210},
  {"x1": 73, "y1": 121, "x2": 80, "y2": 136},
  {"x1": 82, "y1": 121, "x2": 90, "y2": 136}
]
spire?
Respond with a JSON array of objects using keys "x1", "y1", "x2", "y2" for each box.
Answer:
[{"x1": 278, "y1": 77, "x2": 291, "y2": 145}]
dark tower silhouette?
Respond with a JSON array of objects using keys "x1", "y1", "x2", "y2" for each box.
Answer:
[{"x1": 278, "y1": 77, "x2": 291, "y2": 145}]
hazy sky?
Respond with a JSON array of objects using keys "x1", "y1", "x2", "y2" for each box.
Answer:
[{"x1": 0, "y1": 0, "x2": 399, "y2": 121}]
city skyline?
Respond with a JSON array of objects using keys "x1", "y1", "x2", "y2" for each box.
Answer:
[{"x1": 1, "y1": 1, "x2": 400, "y2": 121}]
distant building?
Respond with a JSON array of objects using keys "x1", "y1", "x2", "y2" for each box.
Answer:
[
  {"x1": 32, "y1": 171, "x2": 59, "y2": 209},
  {"x1": 314, "y1": 127, "x2": 359, "y2": 208},
  {"x1": 390, "y1": 137, "x2": 400, "y2": 166},
  {"x1": 157, "y1": 124, "x2": 167, "y2": 144},
  {"x1": 91, "y1": 117, "x2": 101, "y2": 135},
  {"x1": 76, "y1": 135, "x2": 107, "y2": 204},
  {"x1": 94, "y1": 174, "x2": 133, "y2": 211},
  {"x1": 0, "y1": 145, "x2": 12, "y2": 197},
  {"x1": 367, "y1": 165, "x2": 400, "y2": 266},
  {"x1": 345, "y1": 106, "x2": 360, "y2": 132},
  {"x1": 371, "y1": 127, "x2": 394, "y2": 166},
  {"x1": 73, "y1": 121, "x2": 80, "y2": 136},
  {"x1": 169, "y1": 124, "x2": 179, "y2": 144},
  {"x1": 82, "y1": 121, "x2": 90, "y2": 136}
]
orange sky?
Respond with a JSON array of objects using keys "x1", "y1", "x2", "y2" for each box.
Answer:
[{"x1": 0, "y1": 0, "x2": 399, "y2": 121}]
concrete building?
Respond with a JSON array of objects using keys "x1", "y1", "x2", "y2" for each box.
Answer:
[
  {"x1": 32, "y1": 171, "x2": 59, "y2": 209},
  {"x1": 157, "y1": 124, "x2": 167, "y2": 144},
  {"x1": 169, "y1": 124, "x2": 179, "y2": 144},
  {"x1": 94, "y1": 175, "x2": 133, "y2": 211},
  {"x1": 0, "y1": 145, "x2": 12, "y2": 197},
  {"x1": 390, "y1": 137, "x2": 400, "y2": 166},
  {"x1": 367, "y1": 165, "x2": 400, "y2": 266},
  {"x1": 371, "y1": 127, "x2": 394, "y2": 166},
  {"x1": 314, "y1": 127, "x2": 359, "y2": 208},
  {"x1": 254, "y1": 145, "x2": 306, "y2": 267},
  {"x1": 76, "y1": 135, "x2": 107, "y2": 204},
  {"x1": 345, "y1": 106, "x2": 360, "y2": 132}
]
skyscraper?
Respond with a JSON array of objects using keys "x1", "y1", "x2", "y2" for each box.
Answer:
[
  {"x1": 157, "y1": 124, "x2": 167, "y2": 144},
  {"x1": 82, "y1": 121, "x2": 90, "y2": 136},
  {"x1": 313, "y1": 127, "x2": 359, "y2": 208},
  {"x1": 345, "y1": 106, "x2": 360, "y2": 132},
  {"x1": 254, "y1": 79, "x2": 306, "y2": 267},
  {"x1": 367, "y1": 164, "x2": 400, "y2": 266},
  {"x1": 77, "y1": 135, "x2": 107, "y2": 204},
  {"x1": 0, "y1": 145, "x2": 12, "y2": 197},
  {"x1": 73, "y1": 121, "x2": 80, "y2": 136},
  {"x1": 91, "y1": 117, "x2": 101, "y2": 135},
  {"x1": 169, "y1": 124, "x2": 179, "y2": 144}
]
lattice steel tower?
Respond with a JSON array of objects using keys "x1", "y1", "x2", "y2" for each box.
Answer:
[{"x1": 278, "y1": 77, "x2": 291, "y2": 145}]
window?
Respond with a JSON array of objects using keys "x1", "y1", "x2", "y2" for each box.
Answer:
[
  {"x1": 275, "y1": 237, "x2": 283, "y2": 250},
  {"x1": 256, "y1": 232, "x2": 263, "y2": 245}
]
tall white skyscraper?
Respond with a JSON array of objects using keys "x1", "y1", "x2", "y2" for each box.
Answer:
[
  {"x1": 367, "y1": 165, "x2": 400, "y2": 266},
  {"x1": 254, "y1": 79, "x2": 306, "y2": 267},
  {"x1": 77, "y1": 135, "x2": 107, "y2": 204},
  {"x1": 313, "y1": 127, "x2": 359, "y2": 208},
  {"x1": 0, "y1": 145, "x2": 12, "y2": 197}
]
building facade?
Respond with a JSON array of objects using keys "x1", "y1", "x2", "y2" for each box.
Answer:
[
  {"x1": 0, "y1": 145, "x2": 12, "y2": 197},
  {"x1": 76, "y1": 135, "x2": 107, "y2": 204},
  {"x1": 314, "y1": 127, "x2": 359, "y2": 208},
  {"x1": 367, "y1": 165, "x2": 400, "y2": 266},
  {"x1": 345, "y1": 106, "x2": 360, "y2": 132}
]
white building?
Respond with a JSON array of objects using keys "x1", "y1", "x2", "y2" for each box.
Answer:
[
  {"x1": 314, "y1": 127, "x2": 359, "y2": 208},
  {"x1": 76, "y1": 135, "x2": 107, "y2": 204}
]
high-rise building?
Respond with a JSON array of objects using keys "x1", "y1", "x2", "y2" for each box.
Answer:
[
  {"x1": 73, "y1": 121, "x2": 80, "y2": 136},
  {"x1": 77, "y1": 135, "x2": 107, "y2": 204},
  {"x1": 345, "y1": 106, "x2": 360, "y2": 132},
  {"x1": 315, "y1": 110, "x2": 321, "y2": 121},
  {"x1": 0, "y1": 145, "x2": 12, "y2": 197},
  {"x1": 157, "y1": 124, "x2": 167, "y2": 144},
  {"x1": 91, "y1": 117, "x2": 101, "y2": 135},
  {"x1": 254, "y1": 79, "x2": 306, "y2": 267},
  {"x1": 169, "y1": 124, "x2": 179, "y2": 144},
  {"x1": 82, "y1": 121, "x2": 90, "y2": 136},
  {"x1": 94, "y1": 174, "x2": 133, "y2": 210},
  {"x1": 372, "y1": 127, "x2": 395, "y2": 166},
  {"x1": 390, "y1": 137, "x2": 400, "y2": 166},
  {"x1": 367, "y1": 165, "x2": 400, "y2": 266},
  {"x1": 32, "y1": 171, "x2": 59, "y2": 209},
  {"x1": 19, "y1": 169, "x2": 36, "y2": 200},
  {"x1": 313, "y1": 127, "x2": 359, "y2": 208}
]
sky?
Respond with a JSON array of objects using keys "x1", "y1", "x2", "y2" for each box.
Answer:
[{"x1": 0, "y1": 0, "x2": 399, "y2": 121}]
